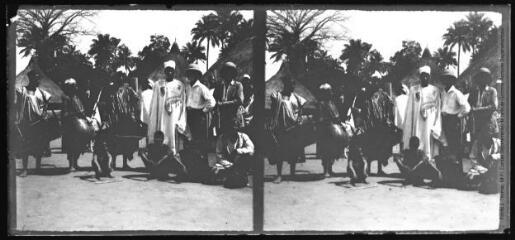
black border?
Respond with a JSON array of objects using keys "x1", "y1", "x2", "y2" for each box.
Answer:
[{"x1": 3, "y1": 2, "x2": 511, "y2": 236}]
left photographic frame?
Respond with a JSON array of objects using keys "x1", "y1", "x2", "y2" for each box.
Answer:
[{"x1": 7, "y1": 5, "x2": 258, "y2": 234}]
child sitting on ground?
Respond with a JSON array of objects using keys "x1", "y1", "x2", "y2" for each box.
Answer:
[
  {"x1": 394, "y1": 136, "x2": 443, "y2": 186},
  {"x1": 139, "y1": 131, "x2": 187, "y2": 180}
]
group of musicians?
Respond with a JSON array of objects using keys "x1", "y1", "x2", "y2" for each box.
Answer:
[
  {"x1": 14, "y1": 60, "x2": 256, "y2": 186},
  {"x1": 13, "y1": 60, "x2": 500, "y2": 192}
]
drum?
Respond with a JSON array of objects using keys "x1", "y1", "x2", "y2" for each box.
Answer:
[{"x1": 62, "y1": 116, "x2": 96, "y2": 154}]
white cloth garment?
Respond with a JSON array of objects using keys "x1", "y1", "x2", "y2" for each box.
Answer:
[
  {"x1": 441, "y1": 85, "x2": 471, "y2": 117},
  {"x1": 394, "y1": 93, "x2": 409, "y2": 129},
  {"x1": 186, "y1": 80, "x2": 216, "y2": 111},
  {"x1": 147, "y1": 79, "x2": 188, "y2": 155},
  {"x1": 402, "y1": 84, "x2": 444, "y2": 159}
]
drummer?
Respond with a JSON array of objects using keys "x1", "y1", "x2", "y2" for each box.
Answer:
[
  {"x1": 315, "y1": 83, "x2": 344, "y2": 178},
  {"x1": 269, "y1": 77, "x2": 307, "y2": 183},
  {"x1": 14, "y1": 70, "x2": 52, "y2": 177},
  {"x1": 61, "y1": 78, "x2": 91, "y2": 172}
]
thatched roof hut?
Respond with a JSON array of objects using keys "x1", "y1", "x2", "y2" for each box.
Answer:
[
  {"x1": 203, "y1": 37, "x2": 254, "y2": 84},
  {"x1": 15, "y1": 57, "x2": 65, "y2": 104},
  {"x1": 458, "y1": 36, "x2": 502, "y2": 87}
]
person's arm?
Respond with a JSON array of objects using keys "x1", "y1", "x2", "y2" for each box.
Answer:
[
  {"x1": 203, "y1": 85, "x2": 216, "y2": 112},
  {"x1": 457, "y1": 91, "x2": 471, "y2": 118},
  {"x1": 219, "y1": 84, "x2": 243, "y2": 107},
  {"x1": 236, "y1": 133, "x2": 254, "y2": 155},
  {"x1": 473, "y1": 88, "x2": 498, "y2": 112},
  {"x1": 155, "y1": 149, "x2": 173, "y2": 166}
]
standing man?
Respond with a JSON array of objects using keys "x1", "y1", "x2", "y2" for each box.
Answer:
[
  {"x1": 269, "y1": 77, "x2": 307, "y2": 183},
  {"x1": 185, "y1": 63, "x2": 216, "y2": 160},
  {"x1": 61, "y1": 78, "x2": 92, "y2": 172},
  {"x1": 14, "y1": 70, "x2": 52, "y2": 177},
  {"x1": 138, "y1": 76, "x2": 154, "y2": 148},
  {"x1": 402, "y1": 66, "x2": 444, "y2": 160},
  {"x1": 441, "y1": 66, "x2": 471, "y2": 171},
  {"x1": 213, "y1": 62, "x2": 244, "y2": 136},
  {"x1": 468, "y1": 67, "x2": 499, "y2": 163},
  {"x1": 394, "y1": 83, "x2": 409, "y2": 150},
  {"x1": 240, "y1": 74, "x2": 256, "y2": 137},
  {"x1": 112, "y1": 75, "x2": 142, "y2": 169},
  {"x1": 147, "y1": 60, "x2": 188, "y2": 156}
]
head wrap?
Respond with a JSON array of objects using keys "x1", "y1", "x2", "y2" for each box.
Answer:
[
  {"x1": 418, "y1": 65, "x2": 431, "y2": 75},
  {"x1": 64, "y1": 78, "x2": 77, "y2": 85},
  {"x1": 164, "y1": 60, "x2": 176, "y2": 69}
]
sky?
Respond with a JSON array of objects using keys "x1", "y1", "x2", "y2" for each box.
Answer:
[
  {"x1": 15, "y1": 9, "x2": 502, "y2": 80},
  {"x1": 265, "y1": 10, "x2": 502, "y2": 80},
  {"x1": 15, "y1": 10, "x2": 253, "y2": 74}
]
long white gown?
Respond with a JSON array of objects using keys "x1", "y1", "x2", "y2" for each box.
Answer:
[
  {"x1": 147, "y1": 79, "x2": 188, "y2": 155},
  {"x1": 402, "y1": 84, "x2": 444, "y2": 159}
]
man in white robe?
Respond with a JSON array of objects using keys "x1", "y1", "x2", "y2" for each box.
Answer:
[
  {"x1": 402, "y1": 66, "x2": 444, "y2": 160},
  {"x1": 394, "y1": 83, "x2": 409, "y2": 150},
  {"x1": 138, "y1": 77, "x2": 154, "y2": 148},
  {"x1": 147, "y1": 60, "x2": 189, "y2": 155}
]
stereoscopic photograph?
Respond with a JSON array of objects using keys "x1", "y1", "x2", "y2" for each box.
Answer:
[
  {"x1": 263, "y1": 9, "x2": 507, "y2": 231},
  {"x1": 6, "y1": 4, "x2": 510, "y2": 236},
  {"x1": 8, "y1": 7, "x2": 255, "y2": 232}
]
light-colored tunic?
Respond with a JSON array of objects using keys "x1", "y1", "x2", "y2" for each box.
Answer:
[
  {"x1": 402, "y1": 84, "x2": 443, "y2": 159},
  {"x1": 147, "y1": 79, "x2": 188, "y2": 155}
]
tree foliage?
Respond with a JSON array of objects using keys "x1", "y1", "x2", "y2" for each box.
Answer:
[
  {"x1": 192, "y1": 13, "x2": 221, "y2": 71},
  {"x1": 388, "y1": 40, "x2": 422, "y2": 84},
  {"x1": 16, "y1": 9, "x2": 95, "y2": 57},
  {"x1": 267, "y1": 10, "x2": 347, "y2": 76},
  {"x1": 181, "y1": 40, "x2": 207, "y2": 64}
]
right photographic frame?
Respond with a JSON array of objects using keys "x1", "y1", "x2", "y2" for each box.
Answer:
[{"x1": 262, "y1": 6, "x2": 510, "y2": 232}]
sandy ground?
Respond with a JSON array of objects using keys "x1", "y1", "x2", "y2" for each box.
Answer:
[
  {"x1": 13, "y1": 138, "x2": 252, "y2": 232},
  {"x1": 264, "y1": 144, "x2": 500, "y2": 232}
]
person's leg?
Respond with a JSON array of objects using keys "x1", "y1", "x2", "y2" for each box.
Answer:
[
  {"x1": 361, "y1": 158, "x2": 368, "y2": 183},
  {"x1": 20, "y1": 155, "x2": 29, "y2": 177},
  {"x1": 290, "y1": 161, "x2": 296, "y2": 177},
  {"x1": 273, "y1": 161, "x2": 283, "y2": 183}
]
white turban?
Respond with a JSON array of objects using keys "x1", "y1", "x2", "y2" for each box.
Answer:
[
  {"x1": 371, "y1": 71, "x2": 382, "y2": 79},
  {"x1": 164, "y1": 60, "x2": 176, "y2": 69},
  {"x1": 419, "y1": 65, "x2": 431, "y2": 75},
  {"x1": 64, "y1": 78, "x2": 77, "y2": 85},
  {"x1": 242, "y1": 74, "x2": 251, "y2": 80}
]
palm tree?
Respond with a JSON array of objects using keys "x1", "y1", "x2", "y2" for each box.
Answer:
[
  {"x1": 115, "y1": 44, "x2": 136, "y2": 73},
  {"x1": 340, "y1": 39, "x2": 372, "y2": 77},
  {"x1": 181, "y1": 40, "x2": 207, "y2": 64},
  {"x1": 433, "y1": 46, "x2": 458, "y2": 70},
  {"x1": 465, "y1": 12, "x2": 494, "y2": 57},
  {"x1": 16, "y1": 9, "x2": 95, "y2": 57},
  {"x1": 215, "y1": 10, "x2": 243, "y2": 49},
  {"x1": 191, "y1": 13, "x2": 221, "y2": 72},
  {"x1": 88, "y1": 34, "x2": 121, "y2": 74},
  {"x1": 443, "y1": 20, "x2": 471, "y2": 78}
]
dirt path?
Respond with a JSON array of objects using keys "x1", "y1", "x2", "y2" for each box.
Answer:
[
  {"x1": 14, "y1": 139, "x2": 252, "y2": 232},
  {"x1": 264, "y1": 144, "x2": 500, "y2": 231}
]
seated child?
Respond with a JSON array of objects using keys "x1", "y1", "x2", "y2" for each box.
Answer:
[
  {"x1": 214, "y1": 129, "x2": 254, "y2": 186},
  {"x1": 139, "y1": 131, "x2": 186, "y2": 180},
  {"x1": 394, "y1": 136, "x2": 443, "y2": 186}
]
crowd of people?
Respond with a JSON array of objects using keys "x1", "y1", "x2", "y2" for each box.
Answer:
[
  {"x1": 12, "y1": 59, "x2": 501, "y2": 193},
  {"x1": 266, "y1": 65, "x2": 501, "y2": 194},
  {"x1": 13, "y1": 60, "x2": 256, "y2": 189}
]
